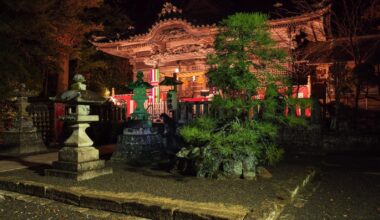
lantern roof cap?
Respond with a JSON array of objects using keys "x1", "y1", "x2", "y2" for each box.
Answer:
[
  {"x1": 159, "y1": 76, "x2": 183, "y2": 86},
  {"x1": 127, "y1": 71, "x2": 154, "y2": 89},
  {"x1": 50, "y1": 74, "x2": 106, "y2": 104}
]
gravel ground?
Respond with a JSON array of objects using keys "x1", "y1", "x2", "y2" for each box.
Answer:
[{"x1": 279, "y1": 154, "x2": 380, "y2": 220}]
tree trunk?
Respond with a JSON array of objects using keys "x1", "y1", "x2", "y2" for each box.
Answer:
[{"x1": 56, "y1": 53, "x2": 70, "y2": 94}]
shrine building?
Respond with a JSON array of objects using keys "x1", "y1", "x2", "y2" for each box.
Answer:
[{"x1": 93, "y1": 3, "x2": 330, "y2": 103}]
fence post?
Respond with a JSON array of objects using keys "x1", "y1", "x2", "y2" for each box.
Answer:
[
  {"x1": 121, "y1": 102, "x2": 127, "y2": 121},
  {"x1": 195, "y1": 102, "x2": 201, "y2": 117},
  {"x1": 203, "y1": 102, "x2": 209, "y2": 115},
  {"x1": 185, "y1": 102, "x2": 189, "y2": 121}
]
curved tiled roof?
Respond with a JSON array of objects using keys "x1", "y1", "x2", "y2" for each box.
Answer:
[{"x1": 94, "y1": 2, "x2": 330, "y2": 44}]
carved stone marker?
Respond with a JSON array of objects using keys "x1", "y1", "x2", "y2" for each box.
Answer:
[{"x1": 45, "y1": 74, "x2": 112, "y2": 181}]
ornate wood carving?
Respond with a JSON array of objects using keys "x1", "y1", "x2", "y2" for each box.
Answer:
[{"x1": 155, "y1": 27, "x2": 189, "y2": 41}]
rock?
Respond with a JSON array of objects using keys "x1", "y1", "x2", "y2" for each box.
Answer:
[
  {"x1": 276, "y1": 189, "x2": 290, "y2": 200},
  {"x1": 242, "y1": 155, "x2": 257, "y2": 179},
  {"x1": 242, "y1": 155, "x2": 257, "y2": 172},
  {"x1": 243, "y1": 171, "x2": 256, "y2": 180},
  {"x1": 257, "y1": 166, "x2": 272, "y2": 178},
  {"x1": 223, "y1": 160, "x2": 243, "y2": 177}
]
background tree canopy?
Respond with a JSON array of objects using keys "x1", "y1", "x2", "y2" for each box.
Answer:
[
  {"x1": 0, "y1": 0, "x2": 60, "y2": 99},
  {"x1": 0, "y1": 0, "x2": 132, "y2": 99}
]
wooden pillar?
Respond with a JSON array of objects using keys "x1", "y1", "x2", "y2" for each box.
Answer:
[{"x1": 56, "y1": 53, "x2": 70, "y2": 94}]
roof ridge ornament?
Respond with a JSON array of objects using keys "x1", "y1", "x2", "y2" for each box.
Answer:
[{"x1": 158, "y1": 2, "x2": 183, "y2": 18}]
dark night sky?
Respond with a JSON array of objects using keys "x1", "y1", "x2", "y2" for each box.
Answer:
[{"x1": 119, "y1": 0, "x2": 295, "y2": 33}]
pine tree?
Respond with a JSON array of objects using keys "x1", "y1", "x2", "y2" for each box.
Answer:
[
  {"x1": 177, "y1": 13, "x2": 294, "y2": 178},
  {"x1": 207, "y1": 13, "x2": 287, "y2": 122}
]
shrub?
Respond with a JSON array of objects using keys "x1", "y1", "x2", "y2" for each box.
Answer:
[{"x1": 177, "y1": 118, "x2": 284, "y2": 178}]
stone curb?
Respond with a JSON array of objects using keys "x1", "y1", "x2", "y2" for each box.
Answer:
[
  {"x1": 0, "y1": 169, "x2": 316, "y2": 220},
  {"x1": 0, "y1": 177, "x2": 247, "y2": 220},
  {"x1": 0, "y1": 190, "x2": 148, "y2": 220}
]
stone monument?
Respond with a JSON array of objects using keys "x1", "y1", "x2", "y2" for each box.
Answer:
[
  {"x1": 111, "y1": 71, "x2": 163, "y2": 164},
  {"x1": 0, "y1": 84, "x2": 47, "y2": 156},
  {"x1": 45, "y1": 74, "x2": 112, "y2": 181}
]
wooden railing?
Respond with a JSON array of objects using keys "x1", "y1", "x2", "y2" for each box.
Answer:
[
  {"x1": 144, "y1": 101, "x2": 170, "y2": 119},
  {"x1": 177, "y1": 101, "x2": 209, "y2": 122},
  {"x1": 28, "y1": 100, "x2": 127, "y2": 146},
  {"x1": 28, "y1": 100, "x2": 55, "y2": 145},
  {"x1": 91, "y1": 102, "x2": 126, "y2": 122},
  {"x1": 27, "y1": 97, "x2": 315, "y2": 147},
  {"x1": 175, "y1": 101, "x2": 313, "y2": 124}
]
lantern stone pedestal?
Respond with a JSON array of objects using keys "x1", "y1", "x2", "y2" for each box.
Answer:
[
  {"x1": 45, "y1": 74, "x2": 112, "y2": 181},
  {"x1": 45, "y1": 115, "x2": 112, "y2": 181}
]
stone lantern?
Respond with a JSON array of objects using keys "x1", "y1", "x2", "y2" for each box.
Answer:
[
  {"x1": 159, "y1": 72, "x2": 183, "y2": 112},
  {"x1": 111, "y1": 71, "x2": 162, "y2": 164},
  {"x1": 128, "y1": 71, "x2": 153, "y2": 125},
  {"x1": 45, "y1": 74, "x2": 112, "y2": 181},
  {"x1": 0, "y1": 84, "x2": 47, "y2": 156}
]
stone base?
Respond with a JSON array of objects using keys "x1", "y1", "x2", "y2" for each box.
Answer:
[
  {"x1": 46, "y1": 146, "x2": 113, "y2": 181},
  {"x1": 58, "y1": 147, "x2": 100, "y2": 163},
  {"x1": 111, "y1": 128, "x2": 163, "y2": 164},
  {"x1": 0, "y1": 131, "x2": 47, "y2": 156},
  {"x1": 45, "y1": 166, "x2": 112, "y2": 181}
]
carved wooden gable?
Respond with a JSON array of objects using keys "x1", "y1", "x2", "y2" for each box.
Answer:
[
  {"x1": 142, "y1": 22, "x2": 216, "y2": 66},
  {"x1": 92, "y1": 19, "x2": 217, "y2": 69}
]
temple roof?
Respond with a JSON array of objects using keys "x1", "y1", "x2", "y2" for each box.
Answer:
[
  {"x1": 92, "y1": 2, "x2": 330, "y2": 67},
  {"x1": 93, "y1": 2, "x2": 330, "y2": 44},
  {"x1": 93, "y1": 1, "x2": 330, "y2": 43}
]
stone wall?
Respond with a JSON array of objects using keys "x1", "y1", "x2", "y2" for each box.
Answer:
[
  {"x1": 322, "y1": 133, "x2": 380, "y2": 153},
  {"x1": 279, "y1": 125, "x2": 380, "y2": 154},
  {"x1": 279, "y1": 125, "x2": 323, "y2": 154}
]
